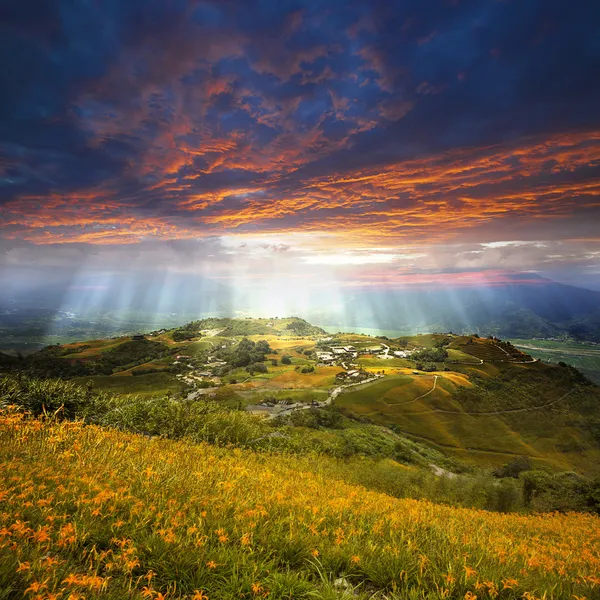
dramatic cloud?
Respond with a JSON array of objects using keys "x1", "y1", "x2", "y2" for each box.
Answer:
[{"x1": 1, "y1": 0, "x2": 599, "y2": 292}]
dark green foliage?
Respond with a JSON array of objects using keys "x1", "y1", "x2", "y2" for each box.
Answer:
[
  {"x1": 172, "y1": 329, "x2": 198, "y2": 342},
  {"x1": 494, "y1": 456, "x2": 533, "y2": 478},
  {"x1": 284, "y1": 319, "x2": 326, "y2": 336},
  {"x1": 131, "y1": 368, "x2": 163, "y2": 376},
  {"x1": 219, "y1": 337, "x2": 272, "y2": 368},
  {"x1": 433, "y1": 337, "x2": 452, "y2": 348},
  {"x1": 520, "y1": 469, "x2": 593, "y2": 512},
  {"x1": 101, "y1": 339, "x2": 169, "y2": 368},
  {"x1": 412, "y1": 347, "x2": 449, "y2": 362},
  {"x1": 301, "y1": 365, "x2": 314, "y2": 373},
  {"x1": 274, "y1": 407, "x2": 343, "y2": 430},
  {"x1": 281, "y1": 355, "x2": 292, "y2": 365},
  {"x1": 0, "y1": 339, "x2": 170, "y2": 379},
  {"x1": 0, "y1": 373, "x2": 95, "y2": 419}
]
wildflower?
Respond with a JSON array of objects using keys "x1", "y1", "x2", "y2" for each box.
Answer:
[
  {"x1": 251, "y1": 582, "x2": 264, "y2": 596},
  {"x1": 502, "y1": 579, "x2": 518, "y2": 590},
  {"x1": 350, "y1": 555, "x2": 360, "y2": 564},
  {"x1": 464, "y1": 593, "x2": 477, "y2": 600},
  {"x1": 444, "y1": 573, "x2": 456, "y2": 586},
  {"x1": 141, "y1": 586, "x2": 156, "y2": 598},
  {"x1": 311, "y1": 549, "x2": 319, "y2": 557},
  {"x1": 63, "y1": 574, "x2": 81, "y2": 586},
  {"x1": 25, "y1": 581, "x2": 47, "y2": 594},
  {"x1": 40, "y1": 556, "x2": 60, "y2": 567},
  {"x1": 206, "y1": 560, "x2": 217, "y2": 570},
  {"x1": 464, "y1": 566, "x2": 477, "y2": 580},
  {"x1": 192, "y1": 591, "x2": 209, "y2": 600},
  {"x1": 16, "y1": 561, "x2": 31, "y2": 572}
]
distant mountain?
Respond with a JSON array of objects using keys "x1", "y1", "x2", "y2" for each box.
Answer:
[{"x1": 306, "y1": 275, "x2": 600, "y2": 341}]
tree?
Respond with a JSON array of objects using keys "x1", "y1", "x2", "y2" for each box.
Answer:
[
  {"x1": 495, "y1": 456, "x2": 533, "y2": 479},
  {"x1": 281, "y1": 355, "x2": 292, "y2": 365}
]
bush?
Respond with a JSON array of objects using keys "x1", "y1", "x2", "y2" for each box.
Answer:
[
  {"x1": 0, "y1": 374, "x2": 93, "y2": 419},
  {"x1": 494, "y1": 456, "x2": 533, "y2": 478},
  {"x1": 412, "y1": 347, "x2": 448, "y2": 363},
  {"x1": 281, "y1": 355, "x2": 292, "y2": 365},
  {"x1": 172, "y1": 329, "x2": 197, "y2": 342}
]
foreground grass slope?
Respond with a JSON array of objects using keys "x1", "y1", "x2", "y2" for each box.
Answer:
[{"x1": 1, "y1": 411, "x2": 599, "y2": 600}]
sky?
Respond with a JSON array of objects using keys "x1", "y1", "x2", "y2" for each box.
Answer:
[{"x1": 1, "y1": 0, "x2": 600, "y2": 319}]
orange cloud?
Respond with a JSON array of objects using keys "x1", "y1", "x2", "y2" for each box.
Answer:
[{"x1": 2, "y1": 129, "x2": 599, "y2": 246}]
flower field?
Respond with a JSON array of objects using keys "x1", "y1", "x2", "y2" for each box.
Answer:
[{"x1": 1, "y1": 408, "x2": 599, "y2": 600}]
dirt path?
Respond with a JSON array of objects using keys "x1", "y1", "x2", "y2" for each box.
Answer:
[
  {"x1": 400, "y1": 388, "x2": 575, "y2": 416},
  {"x1": 396, "y1": 429, "x2": 541, "y2": 459},
  {"x1": 260, "y1": 375, "x2": 383, "y2": 420},
  {"x1": 394, "y1": 375, "x2": 439, "y2": 406}
]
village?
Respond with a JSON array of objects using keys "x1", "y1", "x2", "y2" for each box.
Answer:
[{"x1": 166, "y1": 331, "x2": 417, "y2": 418}]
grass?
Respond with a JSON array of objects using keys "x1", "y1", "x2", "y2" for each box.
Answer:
[
  {"x1": 73, "y1": 372, "x2": 184, "y2": 397},
  {"x1": 1, "y1": 410, "x2": 599, "y2": 600},
  {"x1": 335, "y1": 365, "x2": 600, "y2": 472}
]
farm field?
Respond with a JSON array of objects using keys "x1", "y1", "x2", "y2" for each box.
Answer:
[
  {"x1": 334, "y1": 365, "x2": 600, "y2": 472},
  {"x1": 1, "y1": 412, "x2": 599, "y2": 600},
  {"x1": 511, "y1": 338, "x2": 600, "y2": 384}
]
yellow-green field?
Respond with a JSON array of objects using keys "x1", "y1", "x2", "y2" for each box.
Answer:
[
  {"x1": 1, "y1": 410, "x2": 599, "y2": 600},
  {"x1": 334, "y1": 369, "x2": 600, "y2": 472}
]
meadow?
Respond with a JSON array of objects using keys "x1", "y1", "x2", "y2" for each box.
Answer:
[
  {"x1": 1, "y1": 408, "x2": 600, "y2": 600},
  {"x1": 334, "y1": 363, "x2": 600, "y2": 473}
]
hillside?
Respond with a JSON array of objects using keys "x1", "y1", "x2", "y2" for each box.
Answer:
[
  {"x1": 2, "y1": 320, "x2": 600, "y2": 485},
  {"x1": 1, "y1": 412, "x2": 599, "y2": 600}
]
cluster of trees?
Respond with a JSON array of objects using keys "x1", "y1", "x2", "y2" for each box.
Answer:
[
  {"x1": 494, "y1": 457, "x2": 600, "y2": 513},
  {"x1": 284, "y1": 318, "x2": 326, "y2": 336},
  {"x1": 171, "y1": 329, "x2": 198, "y2": 342},
  {"x1": 212, "y1": 338, "x2": 273, "y2": 376},
  {"x1": 412, "y1": 347, "x2": 449, "y2": 363}
]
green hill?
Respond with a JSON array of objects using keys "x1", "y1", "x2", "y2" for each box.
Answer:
[{"x1": 2, "y1": 320, "x2": 600, "y2": 485}]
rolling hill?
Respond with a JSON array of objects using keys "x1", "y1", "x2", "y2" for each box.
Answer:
[{"x1": 2, "y1": 319, "x2": 600, "y2": 477}]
